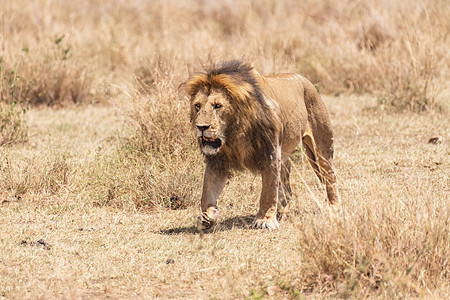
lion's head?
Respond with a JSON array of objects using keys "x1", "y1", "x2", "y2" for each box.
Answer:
[
  {"x1": 190, "y1": 87, "x2": 230, "y2": 156},
  {"x1": 184, "y1": 60, "x2": 280, "y2": 171}
]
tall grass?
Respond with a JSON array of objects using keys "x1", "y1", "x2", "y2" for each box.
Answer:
[
  {"x1": 0, "y1": 102, "x2": 27, "y2": 147},
  {"x1": 87, "y1": 56, "x2": 202, "y2": 209},
  {"x1": 0, "y1": 149, "x2": 74, "y2": 197},
  {"x1": 1, "y1": 36, "x2": 92, "y2": 106},
  {"x1": 296, "y1": 204, "x2": 449, "y2": 297},
  {"x1": 2, "y1": 0, "x2": 448, "y2": 110},
  {"x1": 0, "y1": 58, "x2": 28, "y2": 146}
]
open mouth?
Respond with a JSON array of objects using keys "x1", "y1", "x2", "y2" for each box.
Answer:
[{"x1": 201, "y1": 136, "x2": 222, "y2": 150}]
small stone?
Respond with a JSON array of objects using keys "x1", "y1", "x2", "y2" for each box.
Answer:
[
  {"x1": 79, "y1": 227, "x2": 104, "y2": 231},
  {"x1": 428, "y1": 136, "x2": 443, "y2": 144},
  {"x1": 166, "y1": 258, "x2": 175, "y2": 264},
  {"x1": 32, "y1": 239, "x2": 51, "y2": 250}
]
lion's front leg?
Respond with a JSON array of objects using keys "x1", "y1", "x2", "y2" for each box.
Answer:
[
  {"x1": 253, "y1": 148, "x2": 281, "y2": 229},
  {"x1": 197, "y1": 163, "x2": 229, "y2": 231}
]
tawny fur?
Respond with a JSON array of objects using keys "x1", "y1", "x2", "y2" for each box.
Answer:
[{"x1": 184, "y1": 60, "x2": 340, "y2": 230}]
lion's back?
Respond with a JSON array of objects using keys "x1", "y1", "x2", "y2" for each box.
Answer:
[{"x1": 263, "y1": 73, "x2": 309, "y2": 112}]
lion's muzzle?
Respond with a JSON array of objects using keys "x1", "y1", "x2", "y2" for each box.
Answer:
[
  {"x1": 199, "y1": 135, "x2": 223, "y2": 155},
  {"x1": 201, "y1": 135, "x2": 222, "y2": 148},
  {"x1": 196, "y1": 125, "x2": 223, "y2": 154}
]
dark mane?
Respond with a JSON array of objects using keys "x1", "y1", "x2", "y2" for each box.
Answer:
[
  {"x1": 184, "y1": 60, "x2": 266, "y2": 109},
  {"x1": 205, "y1": 60, "x2": 266, "y2": 107},
  {"x1": 184, "y1": 60, "x2": 280, "y2": 172},
  {"x1": 206, "y1": 60, "x2": 253, "y2": 80}
]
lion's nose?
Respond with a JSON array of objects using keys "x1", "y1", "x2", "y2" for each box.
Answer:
[{"x1": 197, "y1": 125, "x2": 210, "y2": 132}]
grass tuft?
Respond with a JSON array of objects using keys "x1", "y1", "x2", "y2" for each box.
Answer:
[
  {"x1": 87, "y1": 56, "x2": 202, "y2": 210},
  {"x1": 0, "y1": 102, "x2": 27, "y2": 147}
]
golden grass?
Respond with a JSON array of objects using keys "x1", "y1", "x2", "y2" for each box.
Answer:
[
  {"x1": 0, "y1": 102, "x2": 27, "y2": 146},
  {"x1": 2, "y1": 0, "x2": 449, "y2": 110},
  {"x1": 0, "y1": 0, "x2": 449, "y2": 298}
]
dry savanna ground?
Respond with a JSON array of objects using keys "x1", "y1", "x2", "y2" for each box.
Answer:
[{"x1": 1, "y1": 0, "x2": 449, "y2": 299}]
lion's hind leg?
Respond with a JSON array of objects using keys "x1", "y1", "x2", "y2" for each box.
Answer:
[
  {"x1": 253, "y1": 147, "x2": 281, "y2": 230},
  {"x1": 277, "y1": 159, "x2": 292, "y2": 221},
  {"x1": 302, "y1": 132, "x2": 340, "y2": 205}
]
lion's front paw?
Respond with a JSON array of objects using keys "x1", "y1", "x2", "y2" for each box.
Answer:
[
  {"x1": 252, "y1": 217, "x2": 279, "y2": 230},
  {"x1": 197, "y1": 207, "x2": 219, "y2": 231}
]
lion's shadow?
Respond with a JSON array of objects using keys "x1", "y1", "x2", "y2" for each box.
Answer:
[{"x1": 158, "y1": 214, "x2": 255, "y2": 235}]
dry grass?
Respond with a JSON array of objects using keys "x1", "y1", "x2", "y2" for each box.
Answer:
[
  {"x1": 0, "y1": 102, "x2": 27, "y2": 147},
  {"x1": 1, "y1": 97, "x2": 449, "y2": 299},
  {"x1": 0, "y1": 0, "x2": 449, "y2": 298},
  {"x1": 2, "y1": 0, "x2": 449, "y2": 110}
]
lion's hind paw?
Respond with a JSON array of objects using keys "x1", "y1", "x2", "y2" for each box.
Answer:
[{"x1": 252, "y1": 218, "x2": 279, "y2": 230}]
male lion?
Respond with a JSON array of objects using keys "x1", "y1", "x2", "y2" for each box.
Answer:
[{"x1": 184, "y1": 60, "x2": 340, "y2": 230}]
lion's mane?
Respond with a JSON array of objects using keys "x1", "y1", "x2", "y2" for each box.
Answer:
[{"x1": 184, "y1": 60, "x2": 281, "y2": 172}]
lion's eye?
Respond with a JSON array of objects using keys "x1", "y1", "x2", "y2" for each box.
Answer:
[
  {"x1": 213, "y1": 103, "x2": 222, "y2": 109},
  {"x1": 194, "y1": 103, "x2": 201, "y2": 111}
]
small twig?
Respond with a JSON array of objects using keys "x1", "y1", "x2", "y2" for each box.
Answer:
[{"x1": 78, "y1": 226, "x2": 105, "y2": 231}]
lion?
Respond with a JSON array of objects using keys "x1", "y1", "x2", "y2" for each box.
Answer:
[{"x1": 184, "y1": 60, "x2": 340, "y2": 230}]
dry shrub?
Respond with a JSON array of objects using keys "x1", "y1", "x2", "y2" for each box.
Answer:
[
  {"x1": 295, "y1": 207, "x2": 449, "y2": 297},
  {"x1": 193, "y1": 1, "x2": 249, "y2": 36},
  {"x1": 26, "y1": 39, "x2": 91, "y2": 106},
  {"x1": 357, "y1": 20, "x2": 395, "y2": 52},
  {"x1": 0, "y1": 58, "x2": 28, "y2": 146},
  {"x1": 251, "y1": 0, "x2": 448, "y2": 111},
  {"x1": 127, "y1": 56, "x2": 192, "y2": 155},
  {"x1": 88, "y1": 56, "x2": 202, "y2": 210},
  {"x1": 377, "y1": 39, "x2": 444, "y2": 112},
  {"x1": 42, "y1": 151, "x2": 73, "y2": 194},
  {"x1": 0, "y1": 58, "x2": 30, "y2": 104},
  {"x1": 0, "y1": 150, "x2": 74, "y2": 197},
  {"x1": 373, "y1": 2, "x2": 449, "y2": 112},
  {"x1": 2, "y1": 37, "x2": 92, "y2": 106},
  {"x1": 2, "y1": 3, "x2": 96, "y2": 107},
  {"x1": 0, "y1": 103, "x2": 28, "y2": 147}
]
